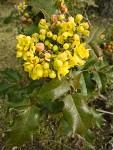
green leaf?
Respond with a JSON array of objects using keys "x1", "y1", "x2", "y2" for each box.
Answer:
[
  {"x1": 51, "y1": 100, "x2": 64, "y2": 114},
  {"x1": 98, "y1": 72, "x2": 107, "y2": 92},
  {"x1": 0, "y1": 80, "x2": 10, "y2": 99},
  {"x1": 79, "y1": 73, "x2": 87, "y2": 96},
  {"x1": 28, "y1": 0, "x2": 57, "y2": 20},
  {"x1": 61, "y1": 94, "x2": 93, "y2": 136},
  {"x1": 86, "y1": 0, "x2": 97, "y2": 7},
  {"x1": 85, "y1": 26, "x2": 105, "y2": 44},
  {"x1": 8, "y1": 93, "x2": 30, "y2": 109},
  {"x1": 0, "y1": 68, "x2": 22, "y2": 84},
  {"x1": 79, "y1": 72, "x2": 95, "y2": 96},
  {"x1": 92, "y1": 71, "x2": 107, "y2": 92},
  {"x1": 90, "y1": 107, "x2": 105, "y2": 128},
  {"x1": 72, "y1": 71, "x2": 82, "y2": 90},
  {"x1": 6, "y1": 106, "x2": 40, "y2": 150},
  {"x1": 85, "y1": 129, "x2": 95, "y2": 150},
  {"x1": 84, "y1": 26, "x2": 105, "y2": 57},
  {"x1": 95, "y1": 59, "x2": 108, "y2": 71},
  {"x1": 92, "y1": 71, "x2": 102, "y2": 91},
  {"x1": 38, "y1": 78, "x2": 70, "y2": 101},
  {"x1": 24, "y1": 24, "x2": 39, "y2": 36}
]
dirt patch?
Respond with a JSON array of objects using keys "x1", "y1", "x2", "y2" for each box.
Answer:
[{"x1": 0, "y1": 4, "x2": 19, "y2": 71}]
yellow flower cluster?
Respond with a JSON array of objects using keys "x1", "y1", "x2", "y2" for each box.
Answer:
[
  {"x1": 17, "y1": 1, "x2": 27, "y2": 13},
  {"x1": 16, "y1": 14, "x2": 90, "y2": 80}
]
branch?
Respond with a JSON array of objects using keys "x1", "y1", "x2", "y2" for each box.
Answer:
[{"x1": 96, "y1": 109, "x2": 113, "y2": 115}]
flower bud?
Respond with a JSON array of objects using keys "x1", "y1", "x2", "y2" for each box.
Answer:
[
  {"x1": 21, "y1": 17, "x2": 27, "y2": 23},
  {"x1": 63, "y1": 43, "x2": 69, "y2": 50},
  {"x1": 36, "y1": 43, "x2": 45, "y2": 52},
  {"x1": 27, "y1": 18, "x2": 33, "y2": 23},
  {"x1": 52, "y1": 34, "x2": 57, "y2": 40},
  {"x1": 81, "y1": 22, "x2": 89, "y2": 29},
  {"x1": 39, "y1": 34, "x2": 45, "y2": 41},
  {"x1": 42, "y1": 62, "x2": 49, "y2": 69},
  {"x1": 53, "y1": 59, "x2": 63, "y2": 70},
  {"x1": 58, "y1": 14, "x2": 65, "y2": 21},
  {"x1": 51, "y1": 14, "x2": 58, "y2": 22},
  {"x1": 45, "y1": 40, "x2": 50, "y2": 46},
  {"x1": 24, "y1": 13, "x2": 30, "y2": 18},
  {"x1": 77, "y1": 26, "x2": 84, "y2": 33},
  {"x1": 49, "y1": 70, "x2": 56, "y2": 78},
  {"x1": 75, "y1": 14, "x2": 83, "y2": 23},
  {"x1": 39, "y1": 19, "x2": 46, "y2": 25},
  {"x1": 39, "y1": 29, "x2": 46, "y2": 35},
  {"x1": 60, "y1": 5, "x2": 68, "y2": 13},
  {"x1": 52, "y1": 45, "x2": 59, "y2": 52},
  {"x1": 73, "y1": 34, "x2": 80, "y2": 40},
  {"x1": 47, "y1": 31, "x2": 53, "y2": 38}
]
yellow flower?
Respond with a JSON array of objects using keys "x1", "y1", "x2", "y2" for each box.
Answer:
[
  {"x1": 30, "y1": 64, "x2": 43, "y2": 80},
  {"x1": 16, "y1": 44, "x2": 23, "y2": 51},
  {"x1": 73, "y1": 34, "x2": 80, "y2": 41},
  {"x1": 75, "y1": 43, "x2": 89, "y2": 59},
  {"x1": 16, "y1": 11, "x2": 90, "y2": 80},
  {"x1": 49, "y1": 70, "x2": 56, "y2": 78},
  {"x1": 16, "y1": 51, "x2": 23, "y2": 58},
  {"x1": 66, "y1": 22, "x2": 75, "y2": 31},
  {"x1": 23, "y1": 62, "x2": 34, "y2": 73},
  {"x1": 43, "y1": 69, "x2": 49, "y2": 77},
  {"x1": 17, "y1": 1, "x2": 27, "y2": 13},
  {"x1": 82, "y1": 30, "x2": 90, "y2": 36},
  {"x1": 57, "y1": 51, "x2": 68, "y2": 62},
  {"x1": 29, "y1": 56, "x2": 39, "y2": 64},
  {"x1": 81, "y1": 22, "x2": 89, "y2": 29},
  {"x1": 69, "y1": 55, "x2": 85, "y2": 67},
  {"x1": 23, "y1": 51, "x2": 34, "y2": 61},
  {"x1": 62, "y1": 32, "x2": 69, "y2": 40},
  {"x1": 57, "y1": 35, "x2": 64, "y2": 45}
]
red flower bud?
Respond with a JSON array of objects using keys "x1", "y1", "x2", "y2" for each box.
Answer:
[
  {"x1": 60, "y1": 5, "x2": 68, "y2": 13},
  {"x1": 21, "y1": 17, "x2": 27, "y2": 23},
  {"x1": 36, "y1": 43, "x2": 45, "y2": 52}
]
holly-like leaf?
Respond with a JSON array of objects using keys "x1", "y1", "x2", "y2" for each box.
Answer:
[
  {"x1": 38, "y1": 78, "x2": 70, "y2": 101},
  {"x1": 92, "y1": 71, "x2": 102, "y2": 91},
  {"x1": 0, "y1": 80, "x2": 10, "y2": 99},
  {"x1": 0, "y1": 68, "x2": 22, "y2": 84},
  {"x1": 86, "y1": 0, "x2": 97, "y2": 7},
  {"x1": 6, "y1": 106, "x2": 40, "y2": 150},
  {"x1": 84, "y1": 26, "x2": 105, "y2": 57},
  {"x1": 24, "y1": 24, "x2": 39, "y2": 36},
  {"x1": 8, "y1": 92, "x2": 30, "y2": 109},
  {"x1": 85, "y1": 129, "x2": 95, "y2": 150},
  {"x1": 28, "y1": 0, "x2": 57, "y2": 20},
  {"x1": 72, "y1": 71, "x2": 82, "y2": 90},
  {"x1": 79, "y1": 72, "x2": 95, "y2": 96},
  {"x1": 90, "y1": 107, "x2": 105, "y2": 128},
  {"x1": 92, "y1": 71, "x2": 107, "y2": 92},
  {"x1": 61, "y1": 94, "x2": 93, "y2": 136},
  {"x1": 105, "y1": 66, "x2": 113, "y2": 82}
]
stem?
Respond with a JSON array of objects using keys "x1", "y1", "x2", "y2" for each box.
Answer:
[
  {"x1": 96, "y1": 109, "x2": 113, "y2": 115},
  {"x1": 1, "y1": 146, "x2": 5, "y2": 150},
  {"x1": 83, "y1": 7, "x2": 92, "y2": 27}
]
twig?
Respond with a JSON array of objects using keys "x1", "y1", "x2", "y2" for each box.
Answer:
[
  {"x1": 84, "y1": 8, "x2": 92, "y2": 27},
  {"x1": 96, "y1": 109, "x2": 113, "y2": 115},
  {"x1": 40, "y1": 139, "x2": 74, "y2": 150},
  {"x1": 1, "y1": 146, "x2": 5, "y2": 150}
]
